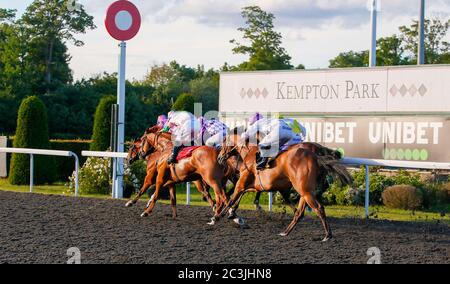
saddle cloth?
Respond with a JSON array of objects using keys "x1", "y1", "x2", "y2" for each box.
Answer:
[{"x1": 177, "y1": 146, "x2": 200, "y2": 161}]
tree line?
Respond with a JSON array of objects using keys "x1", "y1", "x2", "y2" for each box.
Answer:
[{"x1": 0, "y1": 2, "x2": 449, "y2": 140}]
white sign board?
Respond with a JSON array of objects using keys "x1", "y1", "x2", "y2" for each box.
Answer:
[
  {"x1": 0, "y1": 136, "x2": 7, "y2": 177},
  {"x1": 219, "y1": 65, "x2": 450, "y2": 114}
]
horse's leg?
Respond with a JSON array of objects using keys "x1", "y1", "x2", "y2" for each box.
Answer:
[
  {"x1": 227, "y1": 188, "x2": 248, "y2": 219},
  {"x1": 169, "y1": 186, "x2": 177, "y2": 219},
  {"x1": 141, "y1": 178, "x2": 164, "y2": 217},
  {"x1": 303, "y1": 192, "x2": 332, "y2": 242},
  {"x1": 279, "y1": 197, "x2": 307, "y2": 237},
  {"x1": 280, "y1": 189, "x2": 297, "y2": 214},
  {"x1": 253, "y1": 192, "x2": 263, "y2": 211},
  {"x1": 126, "y1": 173, "x2": 153, "y2": 207},
  {"x1": 193, "y1": 180, "x2": 215, "y2": 209}
]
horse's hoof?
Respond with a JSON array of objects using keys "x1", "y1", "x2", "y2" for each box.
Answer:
[
  {"x1": 125, "y1": 201, "x2": 134, "y2": 207},
  {"x1": 207, "y1": 220, "x2": 216, "y2": 226},
  {"x1": 322, "y1": 235, "x2": 332, "y2": 242},
  {"x1": 227, "y1": 209, "x2": 237, "y2": 220},
  {"x1": 140, "y1": 212, "x2": 149, "y2": 218},
  {"x1": 233, "y1": 217, "x2": 245, "y2": 226},
  {"x1": 278, "y1": 232, "x2": 288, "y2": 237}
]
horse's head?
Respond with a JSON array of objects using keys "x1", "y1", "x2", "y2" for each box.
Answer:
[
  {"x1": 218, "y1": 127, "x2": 244, "y2": 165},
  {"x1": 126, "y1": 137, "x2": 143, "y2": 165}
]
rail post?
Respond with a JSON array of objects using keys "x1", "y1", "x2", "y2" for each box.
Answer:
[
  {"x1": 186, "y1": 182, "x2": 191, "y2": 205},
  {"x1": 268, "y1": 192, "x2": 273, "y2": 212},
  {"x1": 29, "y1": 154, "x2": 34, "y2": 193},
  {"x1": 70, "y1": 152, "x2": 80, "y2": 197},
  {"x1": 365, "y1": 165, "x2": 370, "y2": 218}
]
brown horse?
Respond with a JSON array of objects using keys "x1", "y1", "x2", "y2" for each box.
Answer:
[
  {"x1": 125, "y1": 137, "x2": 216, "y2": 214},
  {"x1": 217, "y1": 132, "x2": 351, "y2": 241},
  {"x1": 139, "y1": 129, "x2": 229, "y2": 224},
  {"x1": 252, "y1": 141, "x2": 348, "y2": 211}
]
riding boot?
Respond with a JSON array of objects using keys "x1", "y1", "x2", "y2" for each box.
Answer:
[
  {"x1": 256, "y1": 157, "x2": 269, "y2": 170},
  {"x1": 168, "y1": 145, "x2": 183, "y2": 164}
]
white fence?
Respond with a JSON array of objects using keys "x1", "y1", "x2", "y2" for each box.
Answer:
[
  {"x1": 2, "y1": 148, "x2": 448, "y2": 219},
  {"x1": 0, "y1": 148, "x2": 80, "y2": 196},
  {"x1": 82, "y1": 150, "x2": 450, "y2": 218}
]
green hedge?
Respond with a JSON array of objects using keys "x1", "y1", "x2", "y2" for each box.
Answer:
[
  {"x1": 5, "y1": 138, "x2": 91, "y2": 183},
  {"x1": 9, "y1": 96, "x2": 56, "y2": 185}
]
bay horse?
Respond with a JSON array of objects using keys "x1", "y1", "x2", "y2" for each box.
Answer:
[
  {"x1": 217, "y1": 132, "x2": 352, "y2": 241},
  {"x1": 139, "y1": 128, "x2": 229, "y2": 224}
]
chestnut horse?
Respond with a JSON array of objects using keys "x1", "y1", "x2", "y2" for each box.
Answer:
[
  {"x1": 125, "y1": 137, "x2": 216, "y2": 215},
  {"x1": 217, "y1": 132, "x2": 352, "y2": 241},
  {"x1": 139, "y1": 129, "x2": 229, "y2": 224}
]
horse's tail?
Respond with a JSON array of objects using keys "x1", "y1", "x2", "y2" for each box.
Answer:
[{"x1": 316, "y1": 155, "x2": 353, "y2": 187}]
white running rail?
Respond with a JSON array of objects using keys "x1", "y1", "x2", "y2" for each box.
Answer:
[{"x1": 0, "y1": 148, "x2": 80, "y2": 196}]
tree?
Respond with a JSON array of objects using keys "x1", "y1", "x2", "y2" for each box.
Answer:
[
  {"x1": 172, "y1": 93, "x2": 195, "y2": 113},
  {"x1": 231, "y1": 6, "x2": 292, "y2": 71},
  {"x1": 9, "y1": 96, "x2": 56, "y2": 185},
  {"x1": 399, "y1": 18, "x2": 450, "y2": 64},
  {"x1": 376, "y1": 35, "x2": 408, "y2": 66},
  {"x1": 189, "y1": 75, "x2": 219, "y2": 113},
  {"x1": 21, "y1": 0, "x2": 96, "y2": 91},
  {"x1": 329, "y1": 51, "x2": 368, "y2": 68},
  {"x1": 90, "y1": 96, "x2": 116, "y2": 151}
]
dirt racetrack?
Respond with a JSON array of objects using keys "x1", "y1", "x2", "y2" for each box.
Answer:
[{"x1": 0, "y1": 190, "x2": 449, "y2": 264}]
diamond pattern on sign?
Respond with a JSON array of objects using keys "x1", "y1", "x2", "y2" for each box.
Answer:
[
  {"x1": 389, "y1": 85, "x2": 398, "y2": 96},
  {"x1": 240, "y1": 88, "x2": 246, "y2": 98},
  {"x1": 409, "y1": 85, "x2": 417, "y2": 97},
  {"x1": 262, "y1": 88, "x2": 269, "y2": 98},
  {"x1": 419, "y1": 84, "x2": 427, "y2": 96},
  {"x1": 247, "y1": 89, "x2": 253, "y2": 98},
  {"x1": 254, "y1": 88, "x2": 261, "y2": 98},
  {"x1": 399, "y1": 84, "x2": 408, "y2": 96}
]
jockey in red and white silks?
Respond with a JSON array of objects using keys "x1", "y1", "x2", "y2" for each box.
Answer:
[
  {"x1": 198, "y1": 116, "x2": 228, "y2": 148},
  {"x1": 162, "y1": 111, "x2": 200, "y2": 164}
]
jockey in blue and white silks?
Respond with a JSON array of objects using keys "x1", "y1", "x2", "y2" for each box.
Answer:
[
  {"x1": 281, "y1": 118, "x2": 307, "y2": 150},
  {"x1": 198, "y1": 117, "x2": 228, "y2": 148},
  {"x1": 242, "y1": 113, "x2": 294, "y2": 170},
  {"x1": 162, "y1": 111, "x2": 200, "y2": 164}
]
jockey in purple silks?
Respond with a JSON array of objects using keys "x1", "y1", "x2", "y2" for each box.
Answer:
[
  {"x1": 156, "y1": 115, "x2": 167, "y2": 129},
  {"x1": 198, "y1": 117, "x2": 228, "y2": 148}
]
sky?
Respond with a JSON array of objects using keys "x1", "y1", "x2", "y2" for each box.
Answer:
[{"x1": 1, "y1": 0, "x2": 449, "y2": 81}]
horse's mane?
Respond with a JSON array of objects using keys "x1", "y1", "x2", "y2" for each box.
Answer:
[
  {"x1": 228, "y1": 126, "x2": 246, "y2": 136},
  {"x1": 145, "y1": 125, "x2": 161, "y2": 134}
]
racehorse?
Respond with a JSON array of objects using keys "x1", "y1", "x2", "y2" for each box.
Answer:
[
  {"x1": 138, "y1": 128, "x2": 229, "y2": 224},
  {"x1": 217, "y1": 131, "x2": 352, "y2": 241},
  {"x1": 125, "y1": 137, "x2": 216, "y2": 216}
]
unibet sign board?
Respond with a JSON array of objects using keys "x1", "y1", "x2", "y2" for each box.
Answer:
[{"x1": 219, "y1": 65, "x2": 450, "y2": 163}]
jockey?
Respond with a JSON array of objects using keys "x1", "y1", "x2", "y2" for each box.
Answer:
[
  {"x1": 280, "y1": 118, "x2": 307, "y2": 150},
  {"x1": 156, "y1": 114, "x2": 167, "y2": 129},
  {"x1": 161, "y1": 111, "x2": 200, "y2": 164},
  {"x1": 242, "y1": 113, "x2": 294, "y2": 170},
  {"x1": 198, "y1": 117, "x2": 228, "y2": 148}
]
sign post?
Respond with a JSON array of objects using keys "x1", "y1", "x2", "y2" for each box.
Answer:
[{"x1": 105, "y1": 0, "x2": 141, "y2": 198}]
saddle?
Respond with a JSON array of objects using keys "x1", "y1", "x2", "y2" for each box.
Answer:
[{"x1": 177, "y1": 146, "x2": 200, "y2": 161}]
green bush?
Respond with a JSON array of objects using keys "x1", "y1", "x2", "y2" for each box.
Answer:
[
  {"x1": 68, "y1": 157, "x2": 111, "y2": 195},
  {"x1": 123, "y1": 159, "x2": 147, "y2": 198},
  {"x1": 172, "y1": 93, "x2": 195, "y2": 113},
  {"x1": 68, "y1": 156, "x2": 148, "y2": 197},
  {"x1": 9, "y1": 96, "x2": 56, "y2": 185},
  {"x1": 90, "y1": 96, "x2": 116, "y2": 151},
  {"x1": 382, "y1": 185, "x2": 423, "y2": 210}
]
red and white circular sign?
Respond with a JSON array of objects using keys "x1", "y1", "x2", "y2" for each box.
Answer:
[{"x1": 105, "y1": 0, "x2": 141, "y2": 41}]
